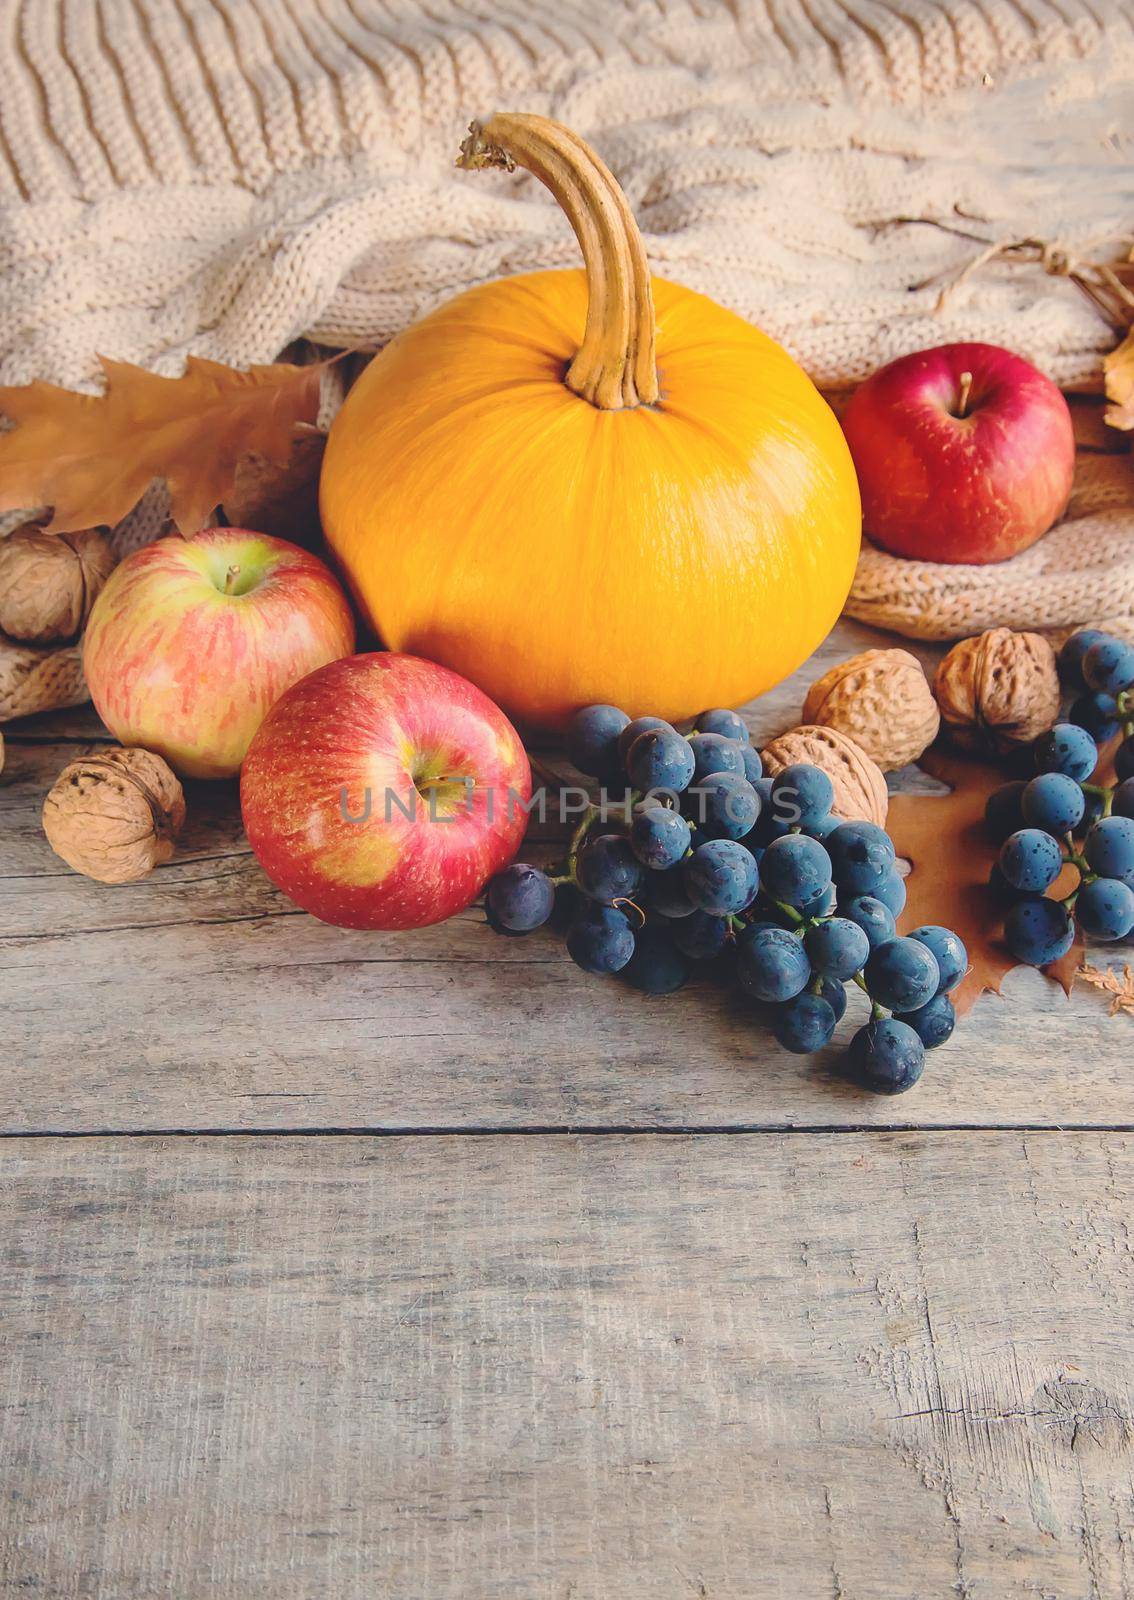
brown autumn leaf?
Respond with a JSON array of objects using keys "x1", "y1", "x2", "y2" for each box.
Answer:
[
  {"x1": 1076, "y1": 962, "x2": 1134, "y2": 1017},
  {"x1": 1103, "y1": 328, "x2": 1134, "y2": 431},
  {"x1": 221, "y1": 427, "x2": 327, "y2": 546},
  {"x1": 888, "y1": 747, "x2": 1085, "y2": 1016},
  {"x1": 0, "y1": 355, "x2": 327, "y2": 536}
]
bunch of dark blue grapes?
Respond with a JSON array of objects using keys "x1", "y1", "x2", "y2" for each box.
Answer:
[
  {"x1": 987, "y1": 628, "x2": 1134, "y2": 964},
  {"x1": 484, "y1": 703, "x2": 967, "y2": 1095}
]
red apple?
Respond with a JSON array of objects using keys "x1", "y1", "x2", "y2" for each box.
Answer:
[
  {"x1": 84, "y1": 528, "x2": 355, "y2": 778},
  {"x1": 240, "y1": 653, "x2": 532, "y2": 929},
  {"x1": 841, "y1": 343, "x2": 1074, "y2": 564}
]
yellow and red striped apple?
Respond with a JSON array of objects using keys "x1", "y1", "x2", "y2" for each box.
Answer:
[
  {"x1": 84, "y1": 528, "x2": 355, "y2": 779},
  {"x1": 240, "y1": 653, "x2": 532, "y2": 929}
]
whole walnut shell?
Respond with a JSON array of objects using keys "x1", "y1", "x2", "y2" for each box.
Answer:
[
  {"x1": 761, "y1": 725, "x2": 888, "y2": 825},
  {"x1": 0, "y1": 524, "x2": 115, "y2": 644},
  {"x1": 933, "y1": 628, "x2": 1060, "y2": 753},
  {"x1": 42, "y1": 747, "x2": 186, "y2": 884},
  {"x1": 802, "y1": 648, "x2": 939, "y2": 771}
]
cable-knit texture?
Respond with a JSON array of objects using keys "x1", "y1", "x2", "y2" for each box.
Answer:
[
  {"x1": 0, "y1": 0, "x2": 1132, "y2": 699},
  {"x1": 2, "y1": 0, "x2": 1133, "y2": 390}
]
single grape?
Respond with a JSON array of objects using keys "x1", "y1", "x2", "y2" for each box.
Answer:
[
  {"x1": 616, "y1": 716, "x2": 673, "y2": 767},
  {"x1": 485, "y1": 904, "x2": 528, "y2": 938},
  {"x1": 847, "y1": 1018, "x2": 925, "y2": 1095},
  {"x1": 629, "y1": 803, "x2": 692, "y2": 870},
  {"x1": 896, "y1": 993, "x2": 956, "y2": 1050},
  {"x1": 843, "y1": 895, "x2": 897, "y2": 950},
  {"x1": 1116, "y1": 735, "x2": 1134, "y2": 784},
  {"x1": 567, "y1": 704, "x2": 630, "y2": 780},
  {"x1": 643, "y1": 862, "x2": 696, "y2": 918},
  {"x1": 769, "y1": 763, "x2": 835, "y2": 828},
  {"x1": 985, "y1": 781, "x2": 1027, "y2": 844},
  {"x1": 1020, "y1": 772, "x2": 1085, "y2": 836},
  {"x1": 746, "y1": 777, "x2": 792, "y2": 846},
  {"x1": 1083, "y1": 636, "x2": 1134, "y2": 696},
  {"x1": 576, "y1": 834, "x2": 644, "y2": 903},
  {"x1": 1084, "y1": 815, "x2": 1134, "y2": 886},
  {"x1": 804, "y1": 917, "x2": 871, "y2": 981},
  {"x1": 626, "y1": 726, "x2": 696, "y2": 795},
  {"x1": 486, "y1": 863, "x2": 556, "y2": 932},
  {"x1": 998, "y1": 828, "x2": 1064, "y2": 894},
  {"x1": 760, "y1": 833, "x2": 833, "y2": 909},
  {"x1": 1113, "y1": 779, "x2": 1134, "y2": 821},
  {"x1": 773, "y1": 991, "x2": 837, "y2": 1054},
  {"x1": 670, "y1": 908, "x2": 730, "y2": 960},
  {"x1": 687, "y1": 732, "x2": 747, "y2": 781},
  {"x1": 696, "y1": 708, "x2": 750, "y2": 743},
  {"x1": 1070, "y1": 690, "x2": 1120, "y2": 743},
  {"x1": 1033, "y1": 722, "x2": 1099, "y2": 783},
  {"x1": 1082, "y1": 788, "x2": 1107, "y2": 830},
  {"x1": 827, "y1": 820, "x2": 895, "y2": 896},
  {"x1": 817, "y1": 973, "x2": 848, "y2": 1023},
  {"x1": 864, "y1": 936, "x2": 940, "y2": 1012},
  {"x1": 871, "y1": 869, "x2": 907, "y2": 918},
  {"x1": 988, "y1": 861, "x2": 1039, "y2": 903},
  {"x1": 1004, "y1": 898, "x2": 1075, "y2": 966},
  {"x1": 696, "y1": 772, "x2": 761, "y2": 840},
  {"x1": 622, "y1": 924, "x2": 691, "y2": 993},
  {"x1": 566, "y1": 904, "x2": 636, "y2": 973},
  {"x1": 682, "y1": 839, "x2": 759, "y2": 916},
  {"x1": 740, "y1": 745, "x2": 764, "y2": 784},
  {"x1": 908, "y1": 925, "x2": 968, "y2": 993},
  {"x1": 1059, "y1": 628, "x2": 1109, "y2": 689},
  {"x1": 802, "y1": 813, "x2": 840, "y2": 842},
  {"x1": 800, "y1": 881, "x2": 838, "y2": 920},
  {"x1": 735, "y1": 926, "x2": 811, "y2": 1003},
  {"x1": 1075, "y1": 876, "x2": 1134, "y2": 941}
]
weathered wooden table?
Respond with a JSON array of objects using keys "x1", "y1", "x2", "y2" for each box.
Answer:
[{"x1": 3, "y1": 619, "x2": 1132, "y2": 1598}]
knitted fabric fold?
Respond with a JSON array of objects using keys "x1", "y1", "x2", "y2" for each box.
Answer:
[{"x1": 2, "y1": 0, "x2": 1132, "y2": 390}]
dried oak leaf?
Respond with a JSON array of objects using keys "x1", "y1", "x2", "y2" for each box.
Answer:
[
  {"x1": 887, "y1": 746, "x2": 1088, "y2": 1016},
  {"x1": 1103, "y1": 328, "x2": 1134, "y2": 431},
  {"x1": 1076, "y1": 962, "x2": 1134, "y2": 1016},
  {"x1": 0, "y1": 356, "x2": 327, "y2": 536},
  {"x1": 221, "y1": 427, "x2": 327, "y2": 545}
]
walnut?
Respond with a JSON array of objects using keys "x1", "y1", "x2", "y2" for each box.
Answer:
[
  {"x1": 802, "y1": 648, "x2": 939, "y2": 771},
  {"x1": 42, "y1": 747, "x2": 186, "y2": 884},
  {"x1": 0, "y1": 637, "x2": 87, "y2": 722},
  {"x1": 760, "y1": 725, "x2": 888, "y2": 825},
  {"x1": 0, "y1": 523, "x2": 114, "y2": 644},
  {"x1": 933, "y1": 628, "x2": 1060, "y2": 753}
]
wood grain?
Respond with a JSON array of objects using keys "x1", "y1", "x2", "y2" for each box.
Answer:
[
  {"x1": 2, "y1": 1131, "x2": 1131, "y2": 1599},
  {"x1": 4, "y1": 621, "x2": 1132, "y2": 1134}
]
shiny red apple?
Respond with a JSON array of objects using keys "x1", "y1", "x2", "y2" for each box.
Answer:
[
  {"x1": 84, "y1": 528, "x2": 355, "y2": 778},
  {"x1": 240, "y1": 653, "x2": 532, "y2": 929},
  {"x1": 841, "y1": 342, "x2": 1074, "y2": 565}
]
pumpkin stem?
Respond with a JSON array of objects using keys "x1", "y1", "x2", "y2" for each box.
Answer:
[{"x1": 457, "y1": 113, "x2": 659, "y2": 411}]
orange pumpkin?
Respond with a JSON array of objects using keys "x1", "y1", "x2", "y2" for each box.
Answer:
[{"x1": 320, "y1": 113, "x2": 860, "y2": 729}]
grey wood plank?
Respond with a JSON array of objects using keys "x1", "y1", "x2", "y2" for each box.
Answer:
[
  {"x1": 4, "y1": 619, "x2": 1129, "y2": 1133},
  {"x1": 2, "y1": 1131, "x2": 1132, "y2": 1599}
]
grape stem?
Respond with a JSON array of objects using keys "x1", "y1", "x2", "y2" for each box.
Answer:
[
  {"x1": 1081, "y1": 782, "x2": 1115, "y2": 818},
  {"x1": 563, "y1": 806, "x2": 600, "y2": 884},
  {"x1": 850, "y1": 970, "x2": 886, "y2": 1021}
]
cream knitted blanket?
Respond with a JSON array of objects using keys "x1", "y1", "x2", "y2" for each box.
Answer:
[{"x1": 1, "y1": 0, "x2": 1133, "y2": 705}]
